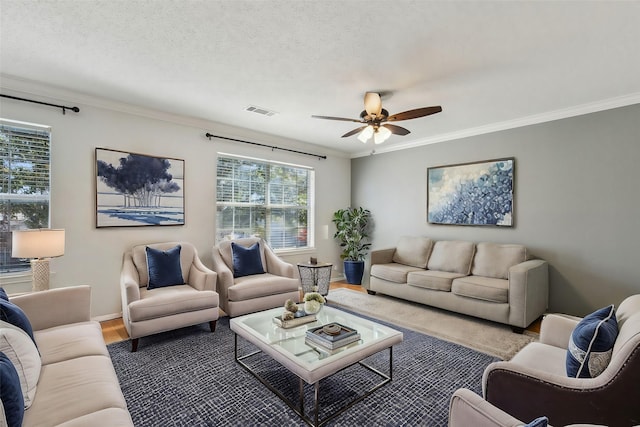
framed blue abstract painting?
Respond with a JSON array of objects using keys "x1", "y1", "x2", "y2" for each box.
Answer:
[
  {"x1": 427, "y1": 157, "x2": 514, "y2": 227},
  {"x1": 95, "y1": 148, "x2": 185, "y2": 227}
]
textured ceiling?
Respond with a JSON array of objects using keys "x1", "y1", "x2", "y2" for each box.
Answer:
[{"x1": 1, "y1": 0, "x2": 640, "y2": 157}]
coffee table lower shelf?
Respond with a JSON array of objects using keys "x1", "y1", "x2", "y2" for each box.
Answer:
[{"x1": 234, "y1": 334, "x2": 394, "y2": 427}]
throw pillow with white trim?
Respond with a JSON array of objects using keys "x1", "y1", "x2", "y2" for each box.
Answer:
[
  {"x1": 0, "y1": 320, "x2": 41, "y2": 408},
  {"x1": 566, "y1": 304, "x2": 618, "y2": 378}
]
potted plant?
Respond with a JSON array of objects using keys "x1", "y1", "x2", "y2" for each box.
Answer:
[{"x1": 332, "y1": 207, "x2": 371, "y2": 284}]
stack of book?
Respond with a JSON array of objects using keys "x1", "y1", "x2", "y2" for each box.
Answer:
[{"x1": 305, "y1": 323, "x2": 360, "y2": 351}]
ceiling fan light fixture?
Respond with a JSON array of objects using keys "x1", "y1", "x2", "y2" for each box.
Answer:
[
  {"x1": 374, "y1": 126, "x2": 392, "y2": 144},
  {"x1": 364, "y1": 92, "x2": 382, "y2": 116},
  {"x1": 357, "y1": 125, "x2": 374, "y2": 143}
]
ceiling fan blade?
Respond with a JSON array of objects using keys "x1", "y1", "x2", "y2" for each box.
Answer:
[
  {"x1": 364, "y1": 92, "x2": 382, "y2": 116},
  {"x1": 342, "y1": 126, "x2": 369, "y2": 138},
  {"x1": 382, "y1": 123, "x2": 411, "y2": 136},
  {"x1": 386, "y1": 106, "x2": 442, "y2": 122},
  {"x1": 311, "y1": 115, "x2": 363, "y2": 123}
]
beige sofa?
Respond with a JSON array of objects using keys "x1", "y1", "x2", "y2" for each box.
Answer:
[
  {"x1": 367, "y1": 236, "x2": 549, "y2": 331},
  {"x1": 5, "y1": 286, "x2": 133, "y2": 426}
]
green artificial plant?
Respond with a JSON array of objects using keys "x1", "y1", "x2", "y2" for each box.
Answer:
[{"x1": 332, "y1": 207, "x2": 372, "y2": 261}]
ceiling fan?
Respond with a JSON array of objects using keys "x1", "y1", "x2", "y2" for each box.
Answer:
[{"x1": 312, "y1": 92, "x2": 442, "y2": 144}]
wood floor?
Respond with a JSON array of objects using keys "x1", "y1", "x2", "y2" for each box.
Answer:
[{"x1": 100, "y1": 281, "x2": 540, "y2": 344}]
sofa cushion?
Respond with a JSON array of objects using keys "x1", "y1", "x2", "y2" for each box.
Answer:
[
  {"x1": 55, "y1": 407, "x2": 134, "y2": 427},
  {"x1": 392, "y1": 236, "x2": 434, "y2": 268},
  {"x1": 34, "y1": 321, "x2": 109, "y2": 365},
  {"x1": 427, "y1": 241, "x2": 476, "y2": 275},
  {"x1": 0, "y1": 320, "x2": 41, "y2": 409},
  {"x1": 451, "y1": 276, "x2": 509, "y2": 303},
  {"x1": 370, "y1": 263, "x2": 424, "y2": 284},
  {"x1": 0, "y1": 298, "x2": 37, "y2": 345},
  {"x1": 471, "y1": 242, "x2": 527, "y2": 279},
  {"x1": 232, "y1": 242, "x2": 265, "y2": 278},
  {"x1": 407, "y1": 270, "x2": 466, "y2": 292},
  {"x1": 228, "y1": 273, "x2": 300, "y2": 301},
  {"x1": 129, "y1": 285, "x2": 219, "y2": 322},
  {"x1": 146, "y1": 245, "x2": 184, "y2": 289},
  {"x1": 0, "y1": 351, "x2": 24, "y2": 427},
  {"x1": 23, "y1": 355, "x2": 129, "y2": 427},
  {"x1": 566, "y1": 305, "x2": 618, "y2": 378}
]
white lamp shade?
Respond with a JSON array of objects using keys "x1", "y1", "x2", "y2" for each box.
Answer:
[
  {"x1": 374, "y1": 126, "x2": 392, "y2": 144},
  {"x1": 12, "y1": 229, "x2": 65, "y2": 259},
  {"x1": 357, "y1": 125, "x2": 374, "y2": 143}
]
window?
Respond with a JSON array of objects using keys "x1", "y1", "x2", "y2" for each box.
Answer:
[
  {"x1": 0, "y1": 120, "x2": 51, "y2": 273},
  {"x1": 216, "y1": 154, "x2": 313, "y2": 250}
]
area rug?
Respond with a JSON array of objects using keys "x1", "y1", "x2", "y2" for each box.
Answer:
[
  {"x1": 326, "y1": 288, "x2": 536, "y2": 360},
  {"x1": 108, "y1": 311, "x2": 499, "y2": 426}
]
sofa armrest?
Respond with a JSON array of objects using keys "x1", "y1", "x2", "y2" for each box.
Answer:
[
  {"x1": 448, "y1": 388, "x2": 522, "y2": 427},
  {"x1": 371, "y1": 248, "x2": 395, "y2": 265},
  {"x1": 507, "y1": 259, "x2": 549, "y2": 328},
  {"x1": 9, "y1": 285, "x2": 91, "y2": 331},
  {"x1": 120, "y1": 254, "x2": 141, "y2": 305},
  {"x1": 539, "y1": 313, "x2": 580, "y2": 349},
  {"x1": 188, "y1": 256, "x2": 217, "y2": 292},
  {"x1": 211, "y1": 250, "x2": 234, "y2": 303},
  {"x1": 264, "y1": 248, "x2": 294, "y2": 278}
]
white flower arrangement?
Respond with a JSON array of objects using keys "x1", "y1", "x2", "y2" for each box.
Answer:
[
  {"x1": 303, "y1": 292, "x2": 326, "y2": 304},
  {"x1": 303, "y1": 292, "x2": 326, "y2": 314}
]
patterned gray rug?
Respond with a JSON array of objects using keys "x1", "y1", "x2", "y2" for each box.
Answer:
[
  {"x1": 108, "y1": 309, "x2": 498, "y2": 426},
  {"x1": 327, "y1": 289, "x2": 536, "y2": 360}
]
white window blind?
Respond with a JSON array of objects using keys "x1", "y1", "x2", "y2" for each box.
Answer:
[
  {"x1": 0, "y1": 121, "x2": 51, "y2": 273},
  {"x1": 216, "y1": 154, "x2": 313, "y2": 250}
]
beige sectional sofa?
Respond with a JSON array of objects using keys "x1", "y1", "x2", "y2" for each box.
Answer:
[
  {"x1": 367, "y1": 236, "x2": 549, "y2": 331},
  {"x1": 6, "y1": 286, "x2": 133, "y2": 426}
]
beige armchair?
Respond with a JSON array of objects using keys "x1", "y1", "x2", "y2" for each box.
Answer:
[
  {"x1": 120, "y1": 241, "x2": 219, "y2": 351},
  {"x1": 211, "y1": 237, "x2": 300, "y2": 317},
  {"x1": 482, "y1": 294, "x2": 640, "y2": 426}
]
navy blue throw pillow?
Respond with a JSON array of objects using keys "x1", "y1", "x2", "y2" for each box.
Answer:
[
  {"x1": 566, "y1": 304, "x2": 618, "y2": 378},
  {"x1": 524, "y1": 416, "x2": 548, "y2": 427},
  {"x1": 0, "y1": 299, "x2": 37, "y2": 346},
  {"x1": 0, "y1": 351, "x2": 25, "y2": 427},
  {"x1": 232, "y1": 242, "x2": 265, "y2": 278},
  {"x1": 146, "y1": 245, "x2": 184, "y2": 289},
  {"x1": 0, "y1": 287, "x2": 8, "y2": 301}
]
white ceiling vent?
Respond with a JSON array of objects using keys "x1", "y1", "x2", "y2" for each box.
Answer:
[{"x1": 244, "y1": 105, "x2": 277, "y2": 117}]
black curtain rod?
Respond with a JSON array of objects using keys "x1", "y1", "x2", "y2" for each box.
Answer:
[
  {"x1": 0, "y1": 94, "x2": 80, "y2": 115},
  {"x1": 205, "y1": 132, "x2": 326, "y2": 160}
]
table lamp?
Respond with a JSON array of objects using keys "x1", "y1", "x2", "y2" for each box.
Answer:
[{"x1": 12, "y1": 229, "x2": 65, "y2": 292}]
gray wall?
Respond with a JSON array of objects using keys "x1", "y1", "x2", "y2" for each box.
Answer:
[{"x1": 352, "y1": 103, "x2": 640, "y2": 316}]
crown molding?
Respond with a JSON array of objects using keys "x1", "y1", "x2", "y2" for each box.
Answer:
[
  {"x1": 352, "y1": 92, "x2": 640, "y2": 158},
  {"x1": 0, "y1": 74, "x2": 348, "y2": 159}
]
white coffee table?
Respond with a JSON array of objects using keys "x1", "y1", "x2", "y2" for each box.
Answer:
[{"x1": 230, "y1": 305, "x2": 403, "y2": 426}]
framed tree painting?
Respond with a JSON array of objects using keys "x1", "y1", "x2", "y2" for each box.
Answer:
[
  {"x1": 95, "y1": 148, "x2": 185, "y2": 227},
  {"x1": 427, "y1": 157, "x2": 514, "y2": 227}
]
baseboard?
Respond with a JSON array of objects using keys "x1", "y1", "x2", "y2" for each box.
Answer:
[{"x1": 93, "y1": 312, "x2": 122, "y2": 322}]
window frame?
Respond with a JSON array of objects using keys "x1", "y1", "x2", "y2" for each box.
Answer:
[
  {"x1": 0, "y1": 119, "x2": 52, "y2": 275},
  {"x1": 215, "y1": 153, "x2": 314, "y2": 252}
]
